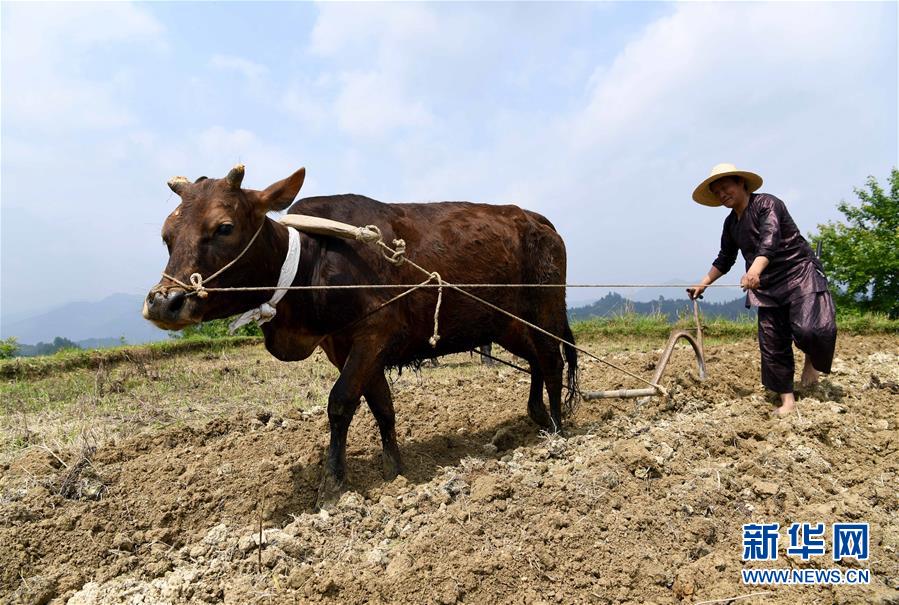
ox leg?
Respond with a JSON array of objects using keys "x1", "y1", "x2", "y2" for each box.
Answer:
[
  {"x1": 536, "y1": 339, "x2": 565, "y2": 434},
  {"x1": 526, "y1": 367, "x2": 553, "y2": 429},
  {"x1": 319, "y1": 348, "x2": 382, "y2": 508},
  {"x1": 364, "y1": 372, "x2": 403, "y2": 480},
  {"x1": 318, "y1": 396, "x2": 361, "y2": 508},
  {"x1": 496, "y1": 330, "x2": 553, "y2": 430}
]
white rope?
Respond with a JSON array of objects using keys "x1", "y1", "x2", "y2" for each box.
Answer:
[
  {"x1": 366, "y1": 236, "x2": 668, "y2": 394},
  {"x1": 428, "y1": 272, "x2": 443, "y2": 347},
  {"x1": 160, "y1": 213, "x2": 744, "y2": 296}
]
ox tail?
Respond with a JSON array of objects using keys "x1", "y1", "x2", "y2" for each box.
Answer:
[{"x1": 562, "y1": 319, "x2": 580, "y2": 417}]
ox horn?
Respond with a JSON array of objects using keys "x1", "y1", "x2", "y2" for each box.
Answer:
[
  {"x1": 226, "y1": 164, "x2": 245, "y2": 190},
  {"x1": 167, "y1": 176, "x2": 190, "y2": 195}
]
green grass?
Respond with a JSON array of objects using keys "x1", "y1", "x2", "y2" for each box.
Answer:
[
  {"x1": 0, "y1": 337, "x2": 263, "y2": 380},
  {"x1": 1, "y1": 314, "x2": 893, "y2": 458},
  {"x1": 571, "y1": 312, "x2": 757, "y2": 340},
  {"x1": 570, "y1": 310, "x2": 898, "y2": 340},
  {"x1": 0, "y1": 343, "x2": 337, "y2": 457},
  {"x1": 833, "y1": 310, "x2": 899, "y2": 333}
]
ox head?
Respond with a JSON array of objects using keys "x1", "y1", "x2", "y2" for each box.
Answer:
[{"x1": 143, "y1": 164, "x2": 306, "y2": 330}]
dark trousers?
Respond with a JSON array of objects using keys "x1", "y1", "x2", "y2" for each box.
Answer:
[{"x1": 757, "y1": 291, "x2": 837, "y2": 394}]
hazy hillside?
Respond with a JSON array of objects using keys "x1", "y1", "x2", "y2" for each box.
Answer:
[
  {"x1": 15, "y1": 337, "x2": 129, "y2": 357},
  {"x1": 626, "y1": 280, "x2": 745, "y2": 303},
  {"x1": 0, "y1": 293, "x2": 170, "y2": 346},
  {"x1": 569, "y1": 292, "x2": 755, "y2": 322}
]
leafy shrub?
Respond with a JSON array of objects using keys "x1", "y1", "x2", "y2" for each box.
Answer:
[
  {"x1": 811, "y1": 168, "x2": 899, "y2": 318},
  {"x1": 178, "y1": 317, "x2": 262, "y2": 339},
  {"x1": 0, "y1": 337, "x2": 19, "y2": 359}
]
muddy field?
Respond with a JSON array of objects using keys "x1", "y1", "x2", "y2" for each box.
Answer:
[{"x1": 1, "y1": 334, "x2": 897, "y2": 605}]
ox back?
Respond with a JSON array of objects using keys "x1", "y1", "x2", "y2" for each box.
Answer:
[{"x1": 287, "y1": 194, "x2": 571, "y2": 369}]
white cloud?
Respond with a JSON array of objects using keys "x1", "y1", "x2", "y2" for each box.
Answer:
[
  {"x1": 1, "y1": 119, "x2": 303, "y2": 318},
  {"x1": 331, "y1": 2, "x2": 894, "y2": 284},
  {"x1": 210, "y1": 54, "x2": 268, "y2": 80},
  {"x1": 553, "y1": 3, "x2": 894, "y2": 281},
  {"x1": 3, "y1": 2, "x2": 164, "y2": 57},
  {"x1": 151, "y1": 126, "x2": 302, "y2": 191},
  {"x1": 334, "y1": 71, "x2": 433, "y2": 138},
  {"x1": 281, "y1": 80, "x2": 331, "y2": 130},
  {"x1": 310, "y1": 3, "x2": 442, "y2": 59},
  {"x1": 306, "y1": 3, "x2": 493, "y2": 140},
  {"x1": 572, "y1": 2, "x2": 883, "y2": 150},
  {"x1": 1, "y1": 3, "x2": 166, "y2": 132}
]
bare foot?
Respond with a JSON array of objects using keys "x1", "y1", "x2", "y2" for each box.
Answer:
[
  {"x1": 772, "y1": 393, "x2": 796, "y2": 417},
  {"x1": 801, "y1": 356, "x2": 820, "y2": 388}
]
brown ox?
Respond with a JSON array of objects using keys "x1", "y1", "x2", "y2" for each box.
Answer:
[{"x1": 144, "y1": 165, "x2": 577, "y2": 502}]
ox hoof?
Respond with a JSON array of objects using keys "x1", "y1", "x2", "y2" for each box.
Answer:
[
  {"x1": 382, "y1": 454, "x2": 403, "y2": 481},
  {"x1": 528, "y1": 407, "x2": 553, "y2": 430},
  {"x1": 316, "y1": 473, "x2": 345, "y2": 510}
]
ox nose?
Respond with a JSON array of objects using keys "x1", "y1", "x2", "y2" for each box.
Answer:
[{"x1": 144, "y1": 287, "x2": 187, "y2": 320}]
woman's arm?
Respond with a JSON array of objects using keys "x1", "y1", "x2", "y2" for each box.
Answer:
[
  {"x1": 687, "y1": 265, "x2": 724, "y2": 300},
  {"x1": 741, "y1": 255, "x2": 770, "y2": 290}
]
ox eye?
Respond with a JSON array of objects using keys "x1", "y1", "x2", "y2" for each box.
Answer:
[{"x1": 216, "y1": 223, "x2": 234, "y2": 237}]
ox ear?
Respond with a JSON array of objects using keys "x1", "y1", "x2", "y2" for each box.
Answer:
[{"x1": 250, "y1": 167, "x2": 306, "y2": 213}]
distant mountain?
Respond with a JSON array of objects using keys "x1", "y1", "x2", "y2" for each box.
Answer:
[
  {"x1": 627, "y1": 279, "x2": 743, "y2": 304},
  {"x1": 568, "y1": 292, "x2": 755, "y2": 322},
  {"x1": 76, "y1": 337, "x2": 129, "y2": 349},
  {"x1": 1, "y1": 293, "x2": 172, "y2": 346}
]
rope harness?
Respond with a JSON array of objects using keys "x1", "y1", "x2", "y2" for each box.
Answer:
[
  {"x1": 156, "y1": 216, "x2": 734, "y2": 395},
  {"x1": 228, "y1": 226, "x2": 302, "y2": 333},
  {"x1": 161, "y1": 220, "x2": 267, "y2": 299}
]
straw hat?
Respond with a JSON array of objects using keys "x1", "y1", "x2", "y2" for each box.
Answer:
[{"x1": 692, "y1": 163, "x2": 763, "y2": 207}]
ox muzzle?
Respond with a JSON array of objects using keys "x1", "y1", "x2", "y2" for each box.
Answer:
[{"x1": 142, "y1": 285, "x2": 198, "y2": 329}]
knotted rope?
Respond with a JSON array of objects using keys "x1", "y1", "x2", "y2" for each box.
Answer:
[
  {"x1": 360, "y1": 233, "x2": 665, "y2": 393},
  {"x1": 350, "y1": 224, "x2": 442, "y2": 345},
  {"x1": 428, "y1": 273, "x2": 443, "y2": 346}
]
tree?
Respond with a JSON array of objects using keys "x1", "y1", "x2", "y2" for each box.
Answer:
[
  {"x1": 0, "y1": 337, "x2": 19, "y2": 359},
  {"x1": 43, "y1": 337, "x2": 79, "y2": 355},
  {"x1": 811, "y1": 168, "x2": 899, "y2": 318}
]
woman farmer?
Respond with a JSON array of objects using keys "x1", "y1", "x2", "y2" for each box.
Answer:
[{"x1": 687, "y1": 163, "x2": 837, "y2": 416}]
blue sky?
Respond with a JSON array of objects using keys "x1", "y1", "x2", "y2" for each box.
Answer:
[{"x1": 2, "y1": 1, "x2": 897, "y2": 321}]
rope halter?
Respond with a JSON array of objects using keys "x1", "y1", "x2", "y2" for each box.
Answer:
[{"x1": 162, "y1": 219, "x2": 267, "y2": 298}]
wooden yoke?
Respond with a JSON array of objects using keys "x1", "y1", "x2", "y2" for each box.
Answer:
[{"x1": 279, "y1": 214, "x2": 382, "y2": 244}]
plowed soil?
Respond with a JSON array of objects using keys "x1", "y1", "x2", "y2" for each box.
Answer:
[{"x1": 1, "y1": 334, "x2": 897, "y2": 605}]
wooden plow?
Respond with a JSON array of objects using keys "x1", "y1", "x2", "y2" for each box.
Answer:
[{"x1": 581, "y1": 298, "x2": 706, "y2": 401}]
